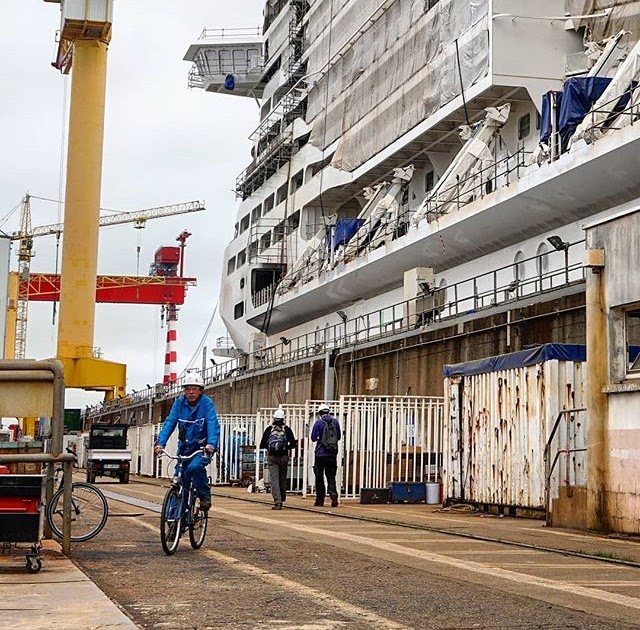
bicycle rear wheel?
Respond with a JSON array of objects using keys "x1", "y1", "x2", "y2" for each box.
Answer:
[
  {"x1": 160, "y1": 486, "x2": 182, "y2": 555},
  {"x1": 46, "y1": 482, "x2": 109, "y2": 543},
  {"x1": 188, "y1": 496, "x2": 208, "y2": 549}
]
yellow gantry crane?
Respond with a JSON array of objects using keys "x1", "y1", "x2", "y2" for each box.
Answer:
[
  {"x1": 42, "y1": 0, "x2": 151, "y2": 399},
  {"x1": 5, "y1": 196, "x2": 205, "y2": 360}
]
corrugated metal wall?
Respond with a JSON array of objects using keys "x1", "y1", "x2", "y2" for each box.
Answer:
[{"x1": 443, "y1": 359, "x2": 586, "y2": 509}]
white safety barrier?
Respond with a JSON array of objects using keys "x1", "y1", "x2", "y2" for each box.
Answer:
[
  {"x1": 340, "y1": 396, "x2": 444, "y2": 499},
  {"x1": 128, "y1": 395, "x2": 444, "y2": 501}
]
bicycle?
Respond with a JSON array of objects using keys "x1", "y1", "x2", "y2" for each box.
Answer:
[
  {"x1": 157, "y1": 448, "x2": 211, "y2": 555},
  {"x1": 45, "y1": 449, "x2": 109, "y2": 543}
]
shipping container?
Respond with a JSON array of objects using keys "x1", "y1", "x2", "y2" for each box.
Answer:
[{"x1": 443, "y1": 344, "x2": 587, "y2": 512}]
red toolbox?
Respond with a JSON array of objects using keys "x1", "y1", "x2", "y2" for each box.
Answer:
[{"x1": 0, "y1": 474, "x2": 46, "y2": 543}]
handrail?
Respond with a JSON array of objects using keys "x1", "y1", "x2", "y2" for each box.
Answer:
[
  {"x1": 85, "y1": 238, "x2": 588, "y2": 415},
  {"x1": 544, "y1": 407, "x2": 587, "y2": 526}
]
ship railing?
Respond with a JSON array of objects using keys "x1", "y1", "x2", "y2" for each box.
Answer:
[
  {"x1": 576, "y1": 84, "x2": 640, "y2": 141},
  {"x1": 86, "y1": 240, "x2": 586, "y2": 416},
  {"x1": 423, "y1": 147, "x2": 532, "y2": 222},
  {"x1": 197, "y1": 27, "x2": 263, "y2": 41}
]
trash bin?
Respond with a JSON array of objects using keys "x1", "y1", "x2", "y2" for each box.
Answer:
[{"x1": 425, "y1": 481, "x2": 441, "y2": 505}]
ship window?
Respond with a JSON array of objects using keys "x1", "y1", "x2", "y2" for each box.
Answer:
[
  {"x1": 287, "y1": 210, "x2": 300, "y2": 234},
  {"x1": 260, "y1": 231, "x2": 272, "y2": 250},
  {"x1": 234, "y1": 302, "x2": 244, "y2": 320},
  {"x1": 237, "y1": 250, "x2": 247, "y2": 267},
  {"x1": 626, "y1": 309, "x2": 640, "y2": 372},
  {"x1": 240, "y1": 214, "x2": 250, "y2": 233},
  {"x1": 425, "y1": 170, "x2": 435, "y2": 193},
  {"x1": 227, "y1": 257, "x2": 236, "y2": 275},
  {"x1": 536, "y1": 111, "x2": 541, "y2": 130},
  {"x1": 513, "y1": 250, "x2": 525, "y2": 282},
  {"x1": 249, "y1": 241, "x2": 259, "y2": 259},
  {"x1": 536, "y1": 242, "x2": 549, "y2": 276},
  {"x1": 273, "y1": 221, "x2": 285, "y2": 243},
  {"x1": 428, "y1": 0, "x2": 440, "y2": 9},
  {"x1": 240, "y1": 277, "x2": 245, "y2": 289},
  {"x1": 219, "y1": 49, "x2": 232, "y2": 74},
  {"x1": 251, "y1": 205, "x2": 262, "y2": 224},
  {"x1": 290, "y1": 170, "x2": 304, "y2": 194},
  {"x1": 518, "y1": 113, "x2": 531, "y2": 140},
  {"x1": 233, "y1": 49, "x2": 245, "y2": 71},
  {"x1": 260, "y1": 98, "x2": 272, "y2": 121},
  {"x1": 276, "y1": 182, "x2": 288, "y2": 205},
  {"x1": 234, "y1": 223, "x2": 239, "y2": 238},
  {"x1": 263, "y1": 194, "x2": 274, "y2": 214}
]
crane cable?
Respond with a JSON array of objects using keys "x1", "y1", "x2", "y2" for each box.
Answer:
[{"x1": 181, "y1": 298, "x2": 220, "y2": 374}]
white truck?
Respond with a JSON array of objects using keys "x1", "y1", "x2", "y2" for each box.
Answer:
[{"x1": 86, "y1": 424, "x2": 131, "y2": 484}]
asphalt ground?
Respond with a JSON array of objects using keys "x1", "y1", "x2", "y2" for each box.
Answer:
[{"x1": 3, "y1": 476, "x2": 640, "y2": 629}]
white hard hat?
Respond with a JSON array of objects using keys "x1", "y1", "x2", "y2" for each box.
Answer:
[
  {"x1": 273, "y1": 409, "x2": 285, "y2": 420},
  {"x1": 317, "y1": 404, "x2": 330, "y2": 414},
  {"x1": 183, "y1": 372, "x2": 204, "y2": 389}
]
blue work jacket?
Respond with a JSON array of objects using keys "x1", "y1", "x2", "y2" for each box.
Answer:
[{"x1": 156, "y1": 394, "x2": 220, "y2": 455}]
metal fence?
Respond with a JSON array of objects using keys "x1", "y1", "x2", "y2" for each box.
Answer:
[{"x1": 100, "y1": 396, "x2": 444, "y2": 501}]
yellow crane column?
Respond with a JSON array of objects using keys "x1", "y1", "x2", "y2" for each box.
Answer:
[
  {"x1": 47, "y1": 0, "x2": 125, "y2": 399},
  {"x1": 57, "y1": 39, "x2": 107, "y2": 363}
]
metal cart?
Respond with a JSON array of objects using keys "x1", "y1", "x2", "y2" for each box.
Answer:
[{"x1": 0, "y1": 472, "x2": 46, "y2": 573}]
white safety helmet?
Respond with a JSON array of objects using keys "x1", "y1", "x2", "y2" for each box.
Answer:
[
  {"x1": 183, "y1": 372, "x2": 204, "y2": 389},
  {"x1": 272, "y1": 409, "x2": 286, "y2": 421},
  {"x1": 317, "y1": 404, "x2": 331, "y2": 415}
]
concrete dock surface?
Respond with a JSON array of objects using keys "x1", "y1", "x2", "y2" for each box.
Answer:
[{"x1": 2, "y1": 481, "x2": 639, "y2": 629}]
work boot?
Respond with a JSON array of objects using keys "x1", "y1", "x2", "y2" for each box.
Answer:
[
  {"x1": 330, "y1": 493, "x2": 339, "y2": 508},
  {"x1": 200, "y1": 498, "x2": 211, "y2": 512},
  {"x1": 313, "y1": 500, "x2": 324, "y2": 507},
  {"x1": 272, "y1": 502, "x2": 282, "y2": 510}
]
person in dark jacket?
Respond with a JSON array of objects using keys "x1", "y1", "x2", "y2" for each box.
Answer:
[
  {"x1": 310, "y1": 404, "x2": 341, "y2": 507},
  {"x1": 154, "y1": 373, "x2": 219, "y2": 511},
  {"x1": 259, "y1": 408, "x2": 296, "y2": 510}
]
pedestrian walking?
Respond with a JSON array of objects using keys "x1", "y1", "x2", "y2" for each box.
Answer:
[
  {"x1": 259, "y1": 408, "x2": 297, "y2": 510},
  {"x1": 311, "y1": 404, "x2": 341, "y2": 507}
]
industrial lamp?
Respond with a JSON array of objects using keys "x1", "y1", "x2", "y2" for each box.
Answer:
[
  {"x1": 280, "y1": 336, "x2": 290, "y2": 345},
  {"x1": 337, "y1": 310, "x2": 348, "y2": 323},
  {"x1": 547, "y1": 235, "x2": 569, "y2": 251}
]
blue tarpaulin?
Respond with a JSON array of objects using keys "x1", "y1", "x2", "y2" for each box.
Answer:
[
  {"x1": 557, "y1": 77, "x2": 611, "y2": 150},
  {"x1": 331, "y1": 218, "x2": 364, "y2": 251},
  {"x1": 443, "y1": 344, "x2": 586, "y2": 378}
]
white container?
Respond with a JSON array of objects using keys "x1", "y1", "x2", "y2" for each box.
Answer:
[
  {"x1": 443, "y1": 344, "x2": 587, "y2": 510},
  {"x1": 426, "y1": 482, "x2": 441, "y2": 505},
  {"x1": 62, "y1": 0, "x2": 113, "y2": 23}
]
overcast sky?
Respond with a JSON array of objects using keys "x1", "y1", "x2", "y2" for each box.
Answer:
[{"x1": 0, "y1": 1, "x2": 263, "y2": 409}]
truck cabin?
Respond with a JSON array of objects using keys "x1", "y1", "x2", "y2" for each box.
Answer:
[{"x1": 89, "y1": 424, "x2": 128, "y2": 450}]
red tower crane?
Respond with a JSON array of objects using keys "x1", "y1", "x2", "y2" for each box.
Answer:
[{"x1": 149, "y1": 231, "x2": 193, "y2": 384}]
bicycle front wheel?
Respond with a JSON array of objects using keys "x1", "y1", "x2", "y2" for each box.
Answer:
[
  {"x1": 160, "y1": 486, "x2": 182, "y2": 555},
  {"x1": 189, "y1": 498, "x2": 208, "y2": 549},
  {"x1": 47, "y1": 482, "x2": 109, "y2": 543}
]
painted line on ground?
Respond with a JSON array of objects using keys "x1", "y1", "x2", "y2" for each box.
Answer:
[
  {"x1": 212, "y1": 506, "x2": 640, "y2": 612},
  {"x1": 131, "y1": 517, "x2": 412, "y2": 630}
]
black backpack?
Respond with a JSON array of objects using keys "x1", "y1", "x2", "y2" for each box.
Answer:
[
  {"x1": 320, "y1": 418, "x2": 339, "y2": 451},
  {"x1": 267, "y1": 426, "x2": 288, "y2": 455}
]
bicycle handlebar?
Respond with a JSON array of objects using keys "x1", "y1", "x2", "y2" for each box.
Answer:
[{"x1": 156, "y1": 448, "x2": 212, "y2": 461}]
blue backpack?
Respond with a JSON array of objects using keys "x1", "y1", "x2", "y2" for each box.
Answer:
[{"x1": 267, "y1": 426, "x2": 288, "y2": 455}]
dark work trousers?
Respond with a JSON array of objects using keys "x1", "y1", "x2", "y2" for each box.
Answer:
[
  {"x1": 314, "y1": 455, "x2": 338, "y2": 504},
  {"x1": 267, "y1": 454, "x2": 289, "y2": 504}
]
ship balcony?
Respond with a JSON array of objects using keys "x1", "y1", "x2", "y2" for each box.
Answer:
[
  {"x1": 244, "y1": 92, "x2": 640, "y2": 334},
  {"x1": 184, "y1": 28, "x2": 265, "y2": 98}
]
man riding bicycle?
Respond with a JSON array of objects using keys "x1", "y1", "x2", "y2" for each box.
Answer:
[{"x1": 154, "y1": 373, "x2": 220, "y2": 511}]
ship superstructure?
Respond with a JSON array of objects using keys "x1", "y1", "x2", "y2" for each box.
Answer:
[{"x1": 185, "y1": 0, "x2": 640, "y2": 361}]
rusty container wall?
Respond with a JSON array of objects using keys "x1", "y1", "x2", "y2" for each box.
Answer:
[{"x1": 443, "y1": 345, "x2": 586, "y2": 510}]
